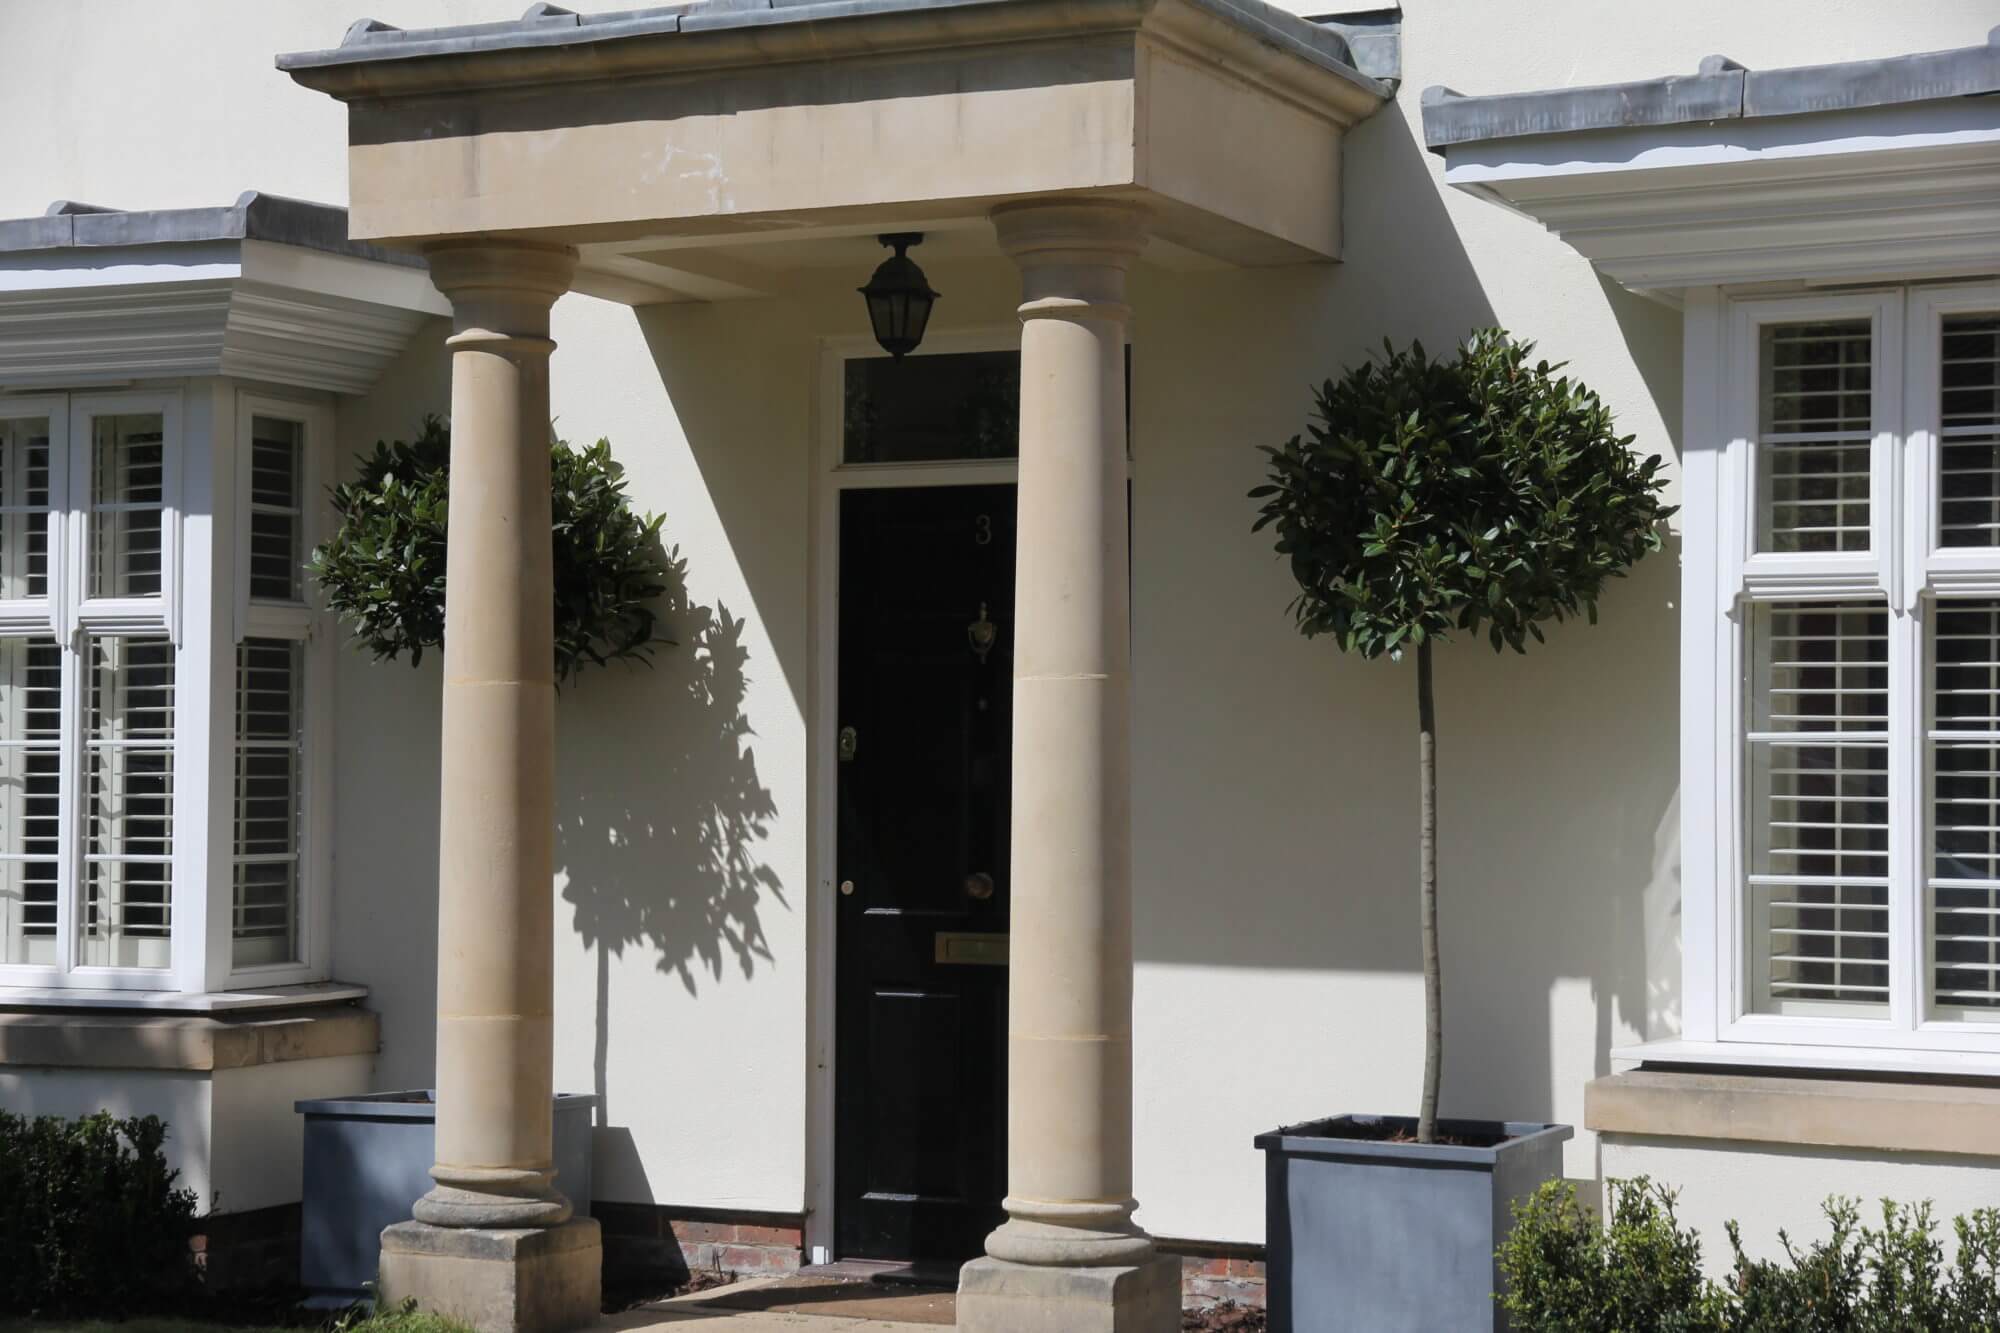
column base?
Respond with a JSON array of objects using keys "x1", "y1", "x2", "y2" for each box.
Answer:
[
  {"x1": 378, "y1": 1218, "x2": 602, "y2": 1333},
  {"x1": 957, "y1": 1253, "x2": 1180, "y2": 1333}
]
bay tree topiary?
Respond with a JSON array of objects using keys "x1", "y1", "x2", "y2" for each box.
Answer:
[
  {"x1": 309, "y1": 415, "x2": 671, "y2": 687},
  {"x1": 1250, "y1": 330, "x2": 1674, "y2": 1144}
]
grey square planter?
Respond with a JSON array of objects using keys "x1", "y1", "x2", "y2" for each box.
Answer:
[
  {"x1": 1255, "y1": 1114, "x2": 1571, "y2": 1333},
  {"x1": 294, "y1": 1090, "x2": 597, "y2": 1303}
]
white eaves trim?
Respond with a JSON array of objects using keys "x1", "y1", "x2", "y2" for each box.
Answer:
[
  {"x1": 1440, "y1": 98, "x2": 2000, "y2": 302},
  {"x1": 0, "y1": 240, "x2": 446, "y2": 395}
]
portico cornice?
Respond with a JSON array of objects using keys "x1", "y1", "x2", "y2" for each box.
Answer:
[{"x1": 280, "y1": 0, "x2": 1391, "y2": 111}]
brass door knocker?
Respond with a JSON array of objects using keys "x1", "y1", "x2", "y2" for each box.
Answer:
[{"x1": 967, "y1": 602, "x2": 997, "y2": 664}]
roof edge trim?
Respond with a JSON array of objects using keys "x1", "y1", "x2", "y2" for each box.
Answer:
[
  {"x1": 1422, "y1": 27, "x2": 1999, "y2": 152},
  {"x1": 278, "y1": 0, "x2": 1394, "y2": 104}
]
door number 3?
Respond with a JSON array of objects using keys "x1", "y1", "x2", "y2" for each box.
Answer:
[{"x1": 974, "y1": 514, "x2": 993, "y2": 546}]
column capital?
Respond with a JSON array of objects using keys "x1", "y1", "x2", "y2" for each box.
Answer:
[
  {"x1": 991, "y1": 198, "x2": 1150, "y2": 263},
  {"x1": 424, "y1": 238, "x2": 578, "y2": 336},
  {"x1": 992, "y1": 199, "x2": 1148, "y2": 311}
]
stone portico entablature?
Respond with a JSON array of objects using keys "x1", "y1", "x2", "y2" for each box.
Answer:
[{"x1": 280, "y1": 0, "x2": 1398, "y2": 302}]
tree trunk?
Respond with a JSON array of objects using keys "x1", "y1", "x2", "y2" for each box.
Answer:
[{"x1": 1416, "y1": 639, "x2": 1442, "y2": 1145}]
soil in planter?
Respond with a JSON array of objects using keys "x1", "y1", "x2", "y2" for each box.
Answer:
[
  {"x1": 1182, "y1": 1302, "x2": 1266, "y2": 1331},
  {"x1": 1283, "y1": 1117, "x2": 1512, "y2": 1149}
]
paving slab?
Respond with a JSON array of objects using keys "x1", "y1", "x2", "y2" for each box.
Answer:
[{"x1": 606, "y1": 1275, "x2": 952, "y2": 1331}]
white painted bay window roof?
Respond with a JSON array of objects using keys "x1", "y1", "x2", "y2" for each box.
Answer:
[
  {"x1": 1420, "y1": 29, "x2": 2000, "y2": 298},
  {"x1": 0, "y1": 193, "x2": 442, "y2": 1002}
]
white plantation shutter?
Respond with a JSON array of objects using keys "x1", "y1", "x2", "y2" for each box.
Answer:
[
  {"x1": 0, "y1": 637, "x2": 61, "y2": 965},
  {"x1": 1748, "y1": 603, "x2": 1892, "y2": 1011},
  {"x1": 1932, "y1": 601, "x2": 2000, "y2": 1010},
  {"x1": 1929, "y1": 317, "x2": 2000, "y2": 1018},
  {"x1": 1758, "y1": 321, "x2": 1873, "y2": 554},
  {"x1": 231, "y1": 638, "x2": 301, "y2": 967},
  {"x1": 247, "y1": 417, "x2": 303, "y2": 603},
  {"x1": 1939, "y1": 317, "x2": 2000, "y2": 547},
  {"x1": 0, "y1": 417, "x2": 53, "y2": 601},
  {"x1": 89, "y1": 414, "x2": 165, "y2": 599},
  {"x1": 79, "y1": 635, "x2": 174, "y2": 968}
]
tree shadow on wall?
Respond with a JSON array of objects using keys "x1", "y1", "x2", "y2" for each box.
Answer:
[{"x1": 553, "y1": 548, "x2": 785, "y2": 1131}]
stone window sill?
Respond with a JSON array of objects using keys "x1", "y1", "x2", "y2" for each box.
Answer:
[
  {"x1": 0, "y1": 980, "x2": 366, "y2": 1013},
  {"x1": 1587, "y1": 1066, "x2": 2000, "y2": 1158},
  {"x1": 0, "y1": 983, "x2": 376, "y2": 1072}
]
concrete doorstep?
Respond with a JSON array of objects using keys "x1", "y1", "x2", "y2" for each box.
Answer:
[{"x1": 603, "y1": 1276, "x2": 951, "y2": 1331}]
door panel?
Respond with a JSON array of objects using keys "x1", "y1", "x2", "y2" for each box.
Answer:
[{"x1": 835, "y1": 482, "x2": 1015, "y2": 1262}]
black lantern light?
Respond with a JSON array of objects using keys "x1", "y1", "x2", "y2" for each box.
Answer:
[{"x1": 859, "y1": 232, "x2": 939, "y2": 358}]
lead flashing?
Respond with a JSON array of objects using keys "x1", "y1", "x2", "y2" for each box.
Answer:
[
  {"x1": 279, "y1": 0, "x2": 1395, "y2": 101},
  {"x1": 1423, "y1": 27, "x2": 2000, "y2": 151},
  {"x1": 0, "y1": 191, "x2": 423, "y2": 268}
]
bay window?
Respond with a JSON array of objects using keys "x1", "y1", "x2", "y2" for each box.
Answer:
[
  {"x1": 1688, "y1": 282, "x2": 2000, "y2": 1057},
  {"x1": 0, "y1": 387, "x2": 329, "y2": 993}
]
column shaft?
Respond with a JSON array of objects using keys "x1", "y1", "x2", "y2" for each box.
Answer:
[
  {"x1": 416, "y1": 239, "x2": 578, "y2": 1230},
  {"x1": 988, "y1": 199, "x2": 1152, "y2": 1270}
]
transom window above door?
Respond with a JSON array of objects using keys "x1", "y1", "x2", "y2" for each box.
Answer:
[
  {"x1": 1690, "y1": 282, "x2": 2000, "y2": 1057},
  {"x1": 843, "y1": 350, "x2": 1022, "y2": 464},
  {"x1": 840, "y1": 347, "x2": 1135, "y2": 466}
]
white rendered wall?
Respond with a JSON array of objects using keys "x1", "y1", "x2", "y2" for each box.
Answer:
[
  {"x1": 2, "y1": 0, "x2": 1996, "y2": 1247},
  {"x1": 0, "y1": 1054, "x2": 377, "y2": 1214},
  {"x1": 0, "y1": 1069, "x2": 214, "y2": 1206},
  {"x1": 1604, "y1": 1135, "x2": 2000, "y2": 1278},
  {"x1": 210, "y1": 1056, "x2": 377, "y2": 1215}
]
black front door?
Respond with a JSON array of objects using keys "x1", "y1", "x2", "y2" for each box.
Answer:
[{"x1": 835, "y1": 483, "x2": 1015, "y2": 1263}]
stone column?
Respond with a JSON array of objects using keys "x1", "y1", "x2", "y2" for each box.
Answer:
[
  {"x1": 959, "y1": 200, "x2": 1179, "y2": 1332},
  {"x1": 377, "y1": 239, "x2": 602, "y2": 1333}
]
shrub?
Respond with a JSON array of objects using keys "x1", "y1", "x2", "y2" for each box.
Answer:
[
  {"x1": 0, "y1": 1111, "x2": 200, "y2": 1316},
  {"x1": 1499, "y1": 1178, "x2": 2000, "y2": 1333},
  {"x1": 1499, "y1": 1178, "x2": 1722, "y2": 1333},
  {"x1": 308, "y1": 415, "x2": 671, "y2": 686}
]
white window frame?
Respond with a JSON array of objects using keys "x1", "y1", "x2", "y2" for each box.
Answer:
[
  {"x1": 0, "y1": 396, "x2": 68, "y2": 985},
  {"x1": 1685, "y1": 281, "x2": 2000, "y2": 1058},
  {"x1": 222, "y1": 392, "x2": 333, "y2": 989},
  {"x1": 0, "y1": 381, "x2": 333, "y2": 993}
]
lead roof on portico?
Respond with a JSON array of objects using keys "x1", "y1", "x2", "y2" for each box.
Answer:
[
  {"x1": 0, "y1": 191, "x2": 422, "y2": 268},
  {"x1": 276, "y1": 0, "x2": 1400, "y2": 95},
  {"x1": 1421, "y1": 26, "x2": 2000, "y2": 150}
]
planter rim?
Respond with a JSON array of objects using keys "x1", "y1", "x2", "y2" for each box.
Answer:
[
  {"x1": 1254, "y1": 1113, "x2": 1573, "y2": 1167},
  {"x1": 295, "y1": 1088, "x2": 599, "y2": 1118}
]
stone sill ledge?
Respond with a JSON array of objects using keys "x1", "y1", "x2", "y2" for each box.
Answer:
[
  {"x1": 0, "y1": 980, "x2": 367, "y2": 1013},
  {"x1": 1588, "y1": 1068, "x2": 2000, "y2": 1158},
  {"x1": 0, "y1": 998, "x2": 378, "y2": 1073},
  {"x1": 1612, "y1": 1037, "x2": 2000, "y2": 1080}
]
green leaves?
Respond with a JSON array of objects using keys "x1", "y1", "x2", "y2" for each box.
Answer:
[
  {"x1": 0, "y1": 1111, "x2": 199, "y2": 1316},
  {"x1": 308, "y1": 415, "x2": 674, "y2": 687},
  {"x1": 1499, "y1": 1180, "x2": 2000, "y2": 1332},
  {"x1": 1250, "y1": 329, "x2": 1676, "y2": 661},
  {"x1": 1499, "y1": 1178, "x2": 1722, "y2": 1333}
]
